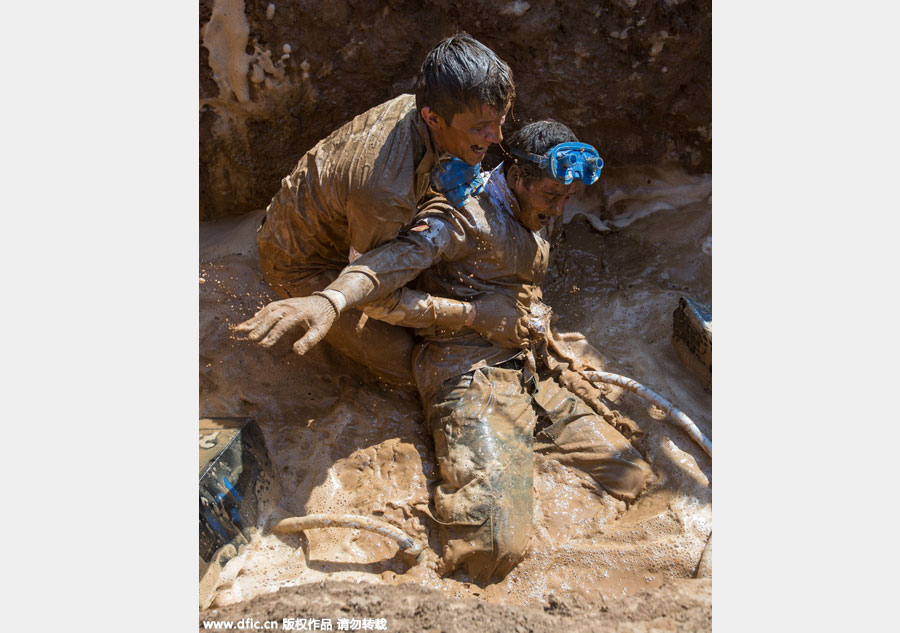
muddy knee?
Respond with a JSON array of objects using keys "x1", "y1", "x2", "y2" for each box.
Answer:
[
  {"x1": 485, "y1": 498, "x2": 533, "y2": 578},
  {"x1": 436, "y1": 483, "x2": 533, "y2": 583},
  {"x1": 535, "y1": 413, "x2": 656, "y2": 503},
  {"x1": 610, "y1": 453, "x2": 656, "y2": 502}
]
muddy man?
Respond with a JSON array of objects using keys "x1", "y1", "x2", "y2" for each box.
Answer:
[
  {"x1": 254, "y1": 33, "x2": 520, "y2": 386},
  {"x1": 236, "y1": 121, "x2": 654, "y2": 583}
]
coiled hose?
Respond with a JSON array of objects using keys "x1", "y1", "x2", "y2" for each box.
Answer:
[
  {"x1": 582, "y1": 370, "x2": 712, "y2": 457},
  {"x1": 526, "y1": 302, "x2": 712, "y2": 458},
  {"x1": 273, "y1": 513, "x2": 432, "y2": 565}
]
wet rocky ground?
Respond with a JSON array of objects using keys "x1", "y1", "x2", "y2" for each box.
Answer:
[{"x1": 198, "y1": 166, "x2": 712, "y2": 630}]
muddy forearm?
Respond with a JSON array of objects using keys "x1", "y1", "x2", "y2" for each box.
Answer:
[
  {"x1": 320, "y1": 209, "x2": 471, "y2": 316},
  {"x1": 361, "y1": 287, "x2": 476, "y2": 330},
  {"x1": 322, "y1": 219, "x2": 461, "y2": 311},
  {"x1": 319, "y1": 241, "x2": 434, "y2": 311}
]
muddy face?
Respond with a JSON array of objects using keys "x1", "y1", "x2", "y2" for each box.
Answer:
[
  {"x1": 423, "y1": 102, "x2": 509, "y2": 165},
  {"x1": 509, "y1": 170, "x2": 577, "y2": 231}
]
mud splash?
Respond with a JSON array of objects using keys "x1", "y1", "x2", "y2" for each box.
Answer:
[{"x1": 198, "y1": 166, "x2": 711, "y2": 611}]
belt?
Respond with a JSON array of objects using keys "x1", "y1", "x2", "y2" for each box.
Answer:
[{"x1": 494, "y1": 356, "x2": 524, "y2": 371}]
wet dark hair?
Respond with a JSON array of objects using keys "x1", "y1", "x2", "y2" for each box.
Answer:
[
  {"x1": 503, "y1": 120, "x2": 579, "y2": 183},
  {"x1": 415, "y1": 33, "x2": 515, "y2": 122}
]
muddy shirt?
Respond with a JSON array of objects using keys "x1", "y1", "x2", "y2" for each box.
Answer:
[
  {"x1": 338, "y1": 166, "x2": 550, "y2": 401},
  {"x1": 256, "y1": 94, "x2": 438, "y2": 287}
]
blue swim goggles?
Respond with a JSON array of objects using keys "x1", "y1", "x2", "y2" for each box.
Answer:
[
  {"x1": 430, "y1": 157, "x2": 485, "y2": 209},
  {"x1": 510, "y1": 142, "x2": 603, "y2": 185}
]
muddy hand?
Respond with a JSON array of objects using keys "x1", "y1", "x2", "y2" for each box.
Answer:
[
  {"x1": 524, "y1": 300, "x2": 554, "y2": 338},
  {"x1": 233, "y1": 296, "x2": 337, "y2": 355},
  {"x1": 471, "y1": 293, "x2": 531, "y2": 349}
]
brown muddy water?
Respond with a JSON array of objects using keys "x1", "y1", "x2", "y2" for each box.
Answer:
[{"x1": 198, "y1": 166, "x2": 711, "y2": 610}]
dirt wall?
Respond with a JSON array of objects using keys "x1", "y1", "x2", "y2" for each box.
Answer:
[{"x1": 199, "y1": 0, "x2": 711, "y2": 220}]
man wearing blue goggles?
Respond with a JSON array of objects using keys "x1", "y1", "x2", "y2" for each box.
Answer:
[{"x1": 491, "y1": 135, "x2": 603, "y2": 232}]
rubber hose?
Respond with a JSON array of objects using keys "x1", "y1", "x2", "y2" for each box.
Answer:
[
  {"x1": 273, "y1": 513, "x2": 429, "y2": 564},
  {"x1": 583, "y1": 370, "x2": 712, "y2": 457}
]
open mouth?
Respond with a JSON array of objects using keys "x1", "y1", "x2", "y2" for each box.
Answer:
[
  {"x1": 471, "y1": 144, "x2": 487, "y2": 157},
  {"x1": 538, "y1": 213, "x2": 552, "y2": 226}
]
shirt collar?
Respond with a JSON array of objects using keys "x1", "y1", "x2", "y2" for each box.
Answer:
[{"x1": 483, "y1": 162, "x2": 521, "y2": 220}]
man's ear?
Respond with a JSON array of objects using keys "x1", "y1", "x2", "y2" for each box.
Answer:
[
  {"x1": 420, "y1": 107, "x2": 445, "y2": 132},
  {"x1": 507, "y1": 164, "x2": 523, "y2": 189}
]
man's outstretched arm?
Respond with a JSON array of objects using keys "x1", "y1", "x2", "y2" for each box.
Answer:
[
  {"x1": 235, "y1": 205, "x2": 533, "y2": 354},
  {"x1": 234, "y1": 209, "x2": 472, "y2": 354}
]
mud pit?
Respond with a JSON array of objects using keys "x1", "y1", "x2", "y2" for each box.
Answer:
[{"x1": 198, "y1": 165, "x2": 711, "y2": 629}]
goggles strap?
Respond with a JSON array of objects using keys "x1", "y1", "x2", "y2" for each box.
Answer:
[{"x1": 509, "y1": 147, "x2": 550, "y2": 169}]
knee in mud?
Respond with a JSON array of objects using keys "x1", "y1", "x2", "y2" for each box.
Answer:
[
  {"x1": 487, "y1": 511, "x2": 532, "y2": 576},
  {"x1": 440, "y1": 491, "x2": 533, "y2": 583},
  {"x1": 616, "y1": 455, "x2": 657, "y2": 503}
]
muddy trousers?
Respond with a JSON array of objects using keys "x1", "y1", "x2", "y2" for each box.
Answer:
[
  {"x1": 257, "y1": 257, "x2": 415, "y2": 387},
  {"x1": 423, "y1": 366, "x2": 654, "y2": 583}
]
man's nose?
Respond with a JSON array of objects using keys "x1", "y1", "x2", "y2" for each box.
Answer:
[{"x1": 483, "y1": 123, "x2": 502, "y2": 144}]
